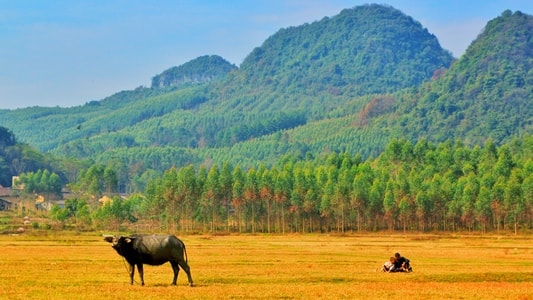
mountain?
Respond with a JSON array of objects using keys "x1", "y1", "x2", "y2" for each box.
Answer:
[
  {"x1": 239, "y1": 4, "x2": 451, "y2": 96},
  {"x1": 0, "y1": 126, "x2": 60, "y2": 187},
  {"x1": 218, "y1": 3, "x2": 453, "y2": 118},
  {"x1": 151, "y1": 55, "x2": 237, "y2": 88},
  {"x1": 198, "y1": 9, "x2": 533, "y2": 163},
  {"x1": 0, "y1": 5, "x2": 531, "y2": 193},
  {"x1": 378, "y1": 9, "x2": 533, "y2": 145},
  {"x1": 0, "y1": 4, "x2": 452, "y2": 151}
]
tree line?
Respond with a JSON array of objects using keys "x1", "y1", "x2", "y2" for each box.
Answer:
[{"x1": 45, "y1": 135, "x2": 532, "y2": 234}]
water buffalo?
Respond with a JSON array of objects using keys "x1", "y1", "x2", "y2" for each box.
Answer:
[{"x1": 103, "y1": 234, "x2": 193, "y2": 286}]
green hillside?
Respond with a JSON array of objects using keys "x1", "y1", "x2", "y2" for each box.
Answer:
[
  {"x1": 0, "y1": 4, "x2": 451, "y2": 150},
  {"x1": 385, "y1": 9, "x2": 533, "y2": 145},
  {"x1": 151, "y1": 55, "x2": 237, "y2": 88},
  {"x1": 0, "y1": 5, "x2": 531, "y2": 194},
  {"x1": 238, "y1": 4, "x2": 451, "y2": 98}
]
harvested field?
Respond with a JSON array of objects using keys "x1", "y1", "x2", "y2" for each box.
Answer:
[{"x1": 0, "y1": 233, "x2": 531, "y2": 299}]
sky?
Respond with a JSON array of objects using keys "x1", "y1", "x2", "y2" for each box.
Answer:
[{"x1": 1, "y1": 0, "x2": 532, "y2": 109}]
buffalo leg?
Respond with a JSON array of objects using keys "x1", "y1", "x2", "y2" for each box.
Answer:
[
  {"x1": 170, "y1": 261, "x2": 180, "y2": 285},
  {"x1": 178, "y1": 259, "x2": 194, "y2": 286},
  {"x1": 128, "y1": 263, "x2": 135, "y2": 285},
  {"x1": 137, "y1": 264, "x2": 145, "y2": 286}
]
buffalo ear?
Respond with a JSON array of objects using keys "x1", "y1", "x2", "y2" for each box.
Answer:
[{"x1": 103, "y1": 235, "x2": 114, "y2": 243}]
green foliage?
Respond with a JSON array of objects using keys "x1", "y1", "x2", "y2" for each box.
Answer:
[
  {"x1": 70, "y1": 163, "x2": 118, "y2": 197},
  {"x1": 381, "y1": 10, "x2": 533, "y2": 145},
  {"x1": 240, "y1": 4, "x2": 451, "y2": 96},
  {"x1": 0, "y1": 126, "x2": 61, "y2": 187},
  {"x1": 0, "y1": 4, "x2": 454, "y2": 181},
  {"x1": 0, "y1": 6, "x2": 531, "y2": 202},
  {"x1": 92, "y1": 196, "x2": 138, "y2": 229},
  {"x1": 17, "y1": 169, "x2": 62, "y2": 197},
  {"x1": 151, "y1": 55, "x2": 237, "y2": 88},
  {"x1": 130, "y1": 135, "x2": 533, "y2": 233}
]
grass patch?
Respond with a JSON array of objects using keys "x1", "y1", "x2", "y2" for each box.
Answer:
[
  {"x1": 420, "y1": 272, "x2": 533, "y2": 283},
  {"x1": 0, "y1": 233, "x2": 531, "y2": 299}
]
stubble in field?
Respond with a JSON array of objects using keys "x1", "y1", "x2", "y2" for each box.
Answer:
[{"x1": 0, "y1": 233, "x2": 531, "y2": 299}]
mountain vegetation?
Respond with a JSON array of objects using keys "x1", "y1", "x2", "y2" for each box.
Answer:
[
  {"x1": 151, "y1": 55, "x2": 237, "y2": 88},
  {"x1": 0, "y1": 126, "x2": 61, "y2": 187},
  {"x1": 0, "y1": 5, "x2": 531, "y2": 233},
  {"x1": 0, "y1": 4, "x2": 456, "y2": 184},
  {"x1": 378, "y1": 9, "x2": 533, "y2": 145},
  {"x1": 50, "y1": 135, "x2": 533, "y2": 234}
]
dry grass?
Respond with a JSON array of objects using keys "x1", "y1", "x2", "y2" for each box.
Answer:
[{"x1": 0, "y1": 232, "x2": 531, "y2": 299}]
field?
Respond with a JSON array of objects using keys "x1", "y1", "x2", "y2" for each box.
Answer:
[{"x1": 0, "y1": 232, "x2": 531, "y2": 299}]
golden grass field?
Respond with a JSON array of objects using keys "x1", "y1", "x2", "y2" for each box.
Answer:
[{"x1": 0, "y1": 232, "x2": 531, "y2": 300}]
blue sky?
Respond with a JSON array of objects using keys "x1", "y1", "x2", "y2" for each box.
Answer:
[{"x1": 1, "y1": 0, "x2": 532, "y2": 109}]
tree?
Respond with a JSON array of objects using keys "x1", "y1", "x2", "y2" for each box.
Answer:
[
  {"x1": 522, "y1": 171, "x2": 533, "y2": 229},
  {"x1": 274, "y1": 167, "x2": 291, "y2": 233},
  {"x1": 177, "y1": 165, "x2": 198, "y2": 232},
  {"x1": 243, "y1": 168, "x2": 259, "y2": 233},
  {"x1": 232, "y1": 166, "x2": 245, "y2": 232},
  {"x1": 351, "y1": 162, "x2": 373, "y2": 232},
  {"x1": 17, "y1": 169, "x2": 63, "y2": 198},
  {"x1": 259, "y1": 167, "x2": 275, "y2": 233},
  {"x1": 219, "y1": 162, "x2": 233, "y2": 230},
  {"x1": 201, "y1": 165, "x2": 221, "y2": 232},
  {"x1": 504, "y1": 170, "x2": 524, "y2": 234},
  {"x1": 103, "y1": 167, "x2": 118, "y2": 194},
  {"x1": 161, "y1": 167, "x2": 180, "y2": 232},
  {"x1": 290, "y1": 166, "x2": 306, "y2": 232},
  {"x1": 475, "y1": 186, "x2": 492, "y2": 233},
  {"x1": 383, "y1": 180, "x2": 397, "y2": 231}
]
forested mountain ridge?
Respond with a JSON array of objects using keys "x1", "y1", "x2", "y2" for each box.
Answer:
[
  {"x1": 0, "y1": 126, "x2": 61, "y2": 187},
  {"x1": 195, "y1": 9, "x2": 533, "y2": 169},
  {"x1": 238, "y1": 4, "x2": 451, "y2": 97},
  {"x1": 211, "y1": 3, "x2": 453, "y2": 120},
  {"x1": 151, "y1": 55, "x2": 237, "y2": 88},
  {"x1": 0, "y1": 5, "x2": 531, "y2": 195},
  {"x1": 0, "y1": 4, "x2": 452, "y2": 152},
  {"x1": 379, "y1": 9, "x2": 533, "y2": 145}
]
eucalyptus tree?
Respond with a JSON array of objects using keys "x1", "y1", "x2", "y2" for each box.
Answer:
[
  {"x1": 522, "y1": 170, "x2": 533, "y2": 228},
  {"x1": 244, "y1": 167, "x2": 259, "y2": 233},
  {"x1": 160, "y1": 167, "x2": 180, "y2": 232},
  {"x1": 231, "y1": 166, "x2": 245, "y2": 232},
  {"x1": 383, "y1": 180, "x2": 396, "y2": 231},
  {"x1": 274, "y1": 166, "x2": 292, "y2": 233},
  {"x1": 334, "y1": 163, "x2": 352, "y2": 232},
  {"x1": 176, "y1": 165, "x2": 198, "y2": 232},
  {"x1": 201, "y1": 164, "x2": 221, "y2": 232},
  {"x1": 259, "y1": 166, "x2": 275, "y2": 233},
  {"x1": 289, "y1": 165, "x2": 307, "y2": 232},
  {"x1": 219, "y1": 162, "x2": 234, "y2": 230},
  {"x1": 504, "y1": 169, "x2": 524, "y2": 234}
]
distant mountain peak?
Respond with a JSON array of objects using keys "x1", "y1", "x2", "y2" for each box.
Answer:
[
  {"x1": 395, "y1": 9, "x2": 533, "y2": 145},
  {"x1": 151, "y1": 55, "x2": 237, "y2": 88},
  {"x1": 239, "y1": 3, "x2": 453, "y2": 96}
]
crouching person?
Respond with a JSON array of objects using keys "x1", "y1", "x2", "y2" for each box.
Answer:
[
  {"x1": 394, "y1": 252, "x2": 413, "y2": 272},
  {"x1": 381, "y1": 257, "x2": 396, "y2": 272}
]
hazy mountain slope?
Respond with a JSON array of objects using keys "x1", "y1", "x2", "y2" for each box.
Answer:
[
  {"x1": 0, "y1": 85, "x2": 209, "y2": 152},
  {"x1": 0, "y1": 6, "x2": 530, "y2": 194},
  {"x1": 151, "y1": 55, "x2": 237, "y2": 88},
  {"x1": 385, "y1": 10, "x2": 533, "y2": 145},
  {"x1": 0, "y1": 4, "x2": 453, "y2": 157},
  {"x1": 195, "y1": 10, "x2": 533, "y2": 167},
  {"x1": 240, "y1": 4, "x2": 451, "y2": 93},
  {"x1": 216, "y1": 4, "x2": 453, "y2": 116}
]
